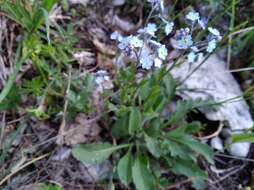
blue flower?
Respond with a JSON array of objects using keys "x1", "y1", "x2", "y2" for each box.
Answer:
[
  {"x1": 177, "y1": 34, "x2": 193, "y2": 49},
  {"x1": 117, "y1": 37, "x2": 130, "y2": 50},
  {"x1": 154, "y1": 58, "x2": 163, "y2": 68},
  {"x1": 157, "y1": 45, "x2": 168, "y2": 60},
  {"x1": 198, "y1": 18, "x2": 208, "y2": 30},
  {"x1": 130, "y1": 36, "x2": 143, "y2": 48},
  {"x1": 138, "y1": 23, "x2": 158, "y2": 36},
  {"x1": 207, "y1": 39, "x2": 217, "y2": 53},
  {"x1": 187, "y1": 52, "x2": 196, "y2": 63},
  {"x1": 140, "y1": 55, "x2": 154, "y2": 70},
  {"x1": 140, "y1": 47, "x2": 154, "y2": 69},
  {"x1": 110, "y1": 31, "x2": 123, "y2": 42},
  {"x1": 208, "y1": 27, "x2": 222, "y2": 40},
  {"x1": 191, "y1": 46, "x2": 199, "y2": 52},
  {"x1": 165, "y1": 22, "x2": 174, "y2": 35},
  {"x1": 186, "y1": 11, "x2": 200, "y2": 22}
]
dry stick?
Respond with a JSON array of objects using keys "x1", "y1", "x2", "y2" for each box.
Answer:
[
  {"x1": 0, "y1": 112, "x2": 6, "y2": 150},
  {"x1": 0, "y1": 153, "x2": 49, "y2": 186},
  {"x1": 56, "y1": 65, "x2": 72, "y2": 145},
  {"x1": 197, "y1": 122, "x2": 224, "y2": 140},
  {"x1": 210, "y1": 164, "x2": 246, "y2": 185},
  {"x1": 228, "y1": 26, "x2": 254, "y2": 38},
  {"x1": 216, "y1": 153, "x2": 254, "y2": 163},
  {"x1": 167, "y1": 178, "x2": 195, "y2": 189}
]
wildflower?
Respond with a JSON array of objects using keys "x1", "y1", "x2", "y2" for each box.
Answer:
[
  {"x1": 140, "y1": 47, "x2": 154, "y2": 69},
  {"x1": 208, "y1": 27, "x2": 222, "y2": 40},
  {"x1": 165, "y1": 22, "x2": 174, "y2": 35},
  {"x1": 130, "y1": 36, "x2": 143, "y2": 48},
  {"x1": 157, "y1": 45, "x2": 168, "y2": 60},
  {"x1": 117, "y1": 37, "x2": 129, "y2": 50},
  {"x1": 140, "y1": 55, "x2": 154, "y2": 69},
  {"x1": 207, "y1": 39, "x2": 217, "y2": 53},
  {"x1": 110, "y1": 31, "x2": 123, "y2": 42},
  {"x1": 186, "y1": 11, "x2": 200, "y2": 22},
  {"x1": 198, "y1": 18, "x2": 208, "y2": 30},
  {"x1": 177, "y1": 34, "x2": 193, "y2": 49},
  {"x1": 187, "y1": 52, "x2": 196, "y2": 63},
  {"x1": 154, "y1": 58, "x2": 163, "y2": 68},
  {"x1": 191, "y1": 46, "x2": 199, "y2": 52},
  {"x1": 138, "y1": 23, "x2": 158, "y2": 36}
]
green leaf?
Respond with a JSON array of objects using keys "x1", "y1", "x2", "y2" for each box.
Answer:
[
  {"x1": 117, "y1": 150, "x2": 133, "y2": 186},
  {"x1": 112, "y1": 111, "x2": 129, "y2": 138},
  {"x1": 128, "y1": 107, "x2": 142, "y2": 135},
  {"x1": 145, "y1": 134, "x2": 161, "y2": 158},
  {"x1": 132, "y1": 155, "x2": 155, "y2": 190},
  {"x1": 162, "y1": 74, "x2": 176, "y2": 98},
  {"x1": 232, "y1": 133, "x2": 254, "y2": 143},
  {"x1": 168, "y1": 134, "x2": 214, "y2": 164},
  {"x1": 0, "y1": 85, "x2": 21, "y2": 111},
  {"x1": 0, "y1": 44, "x2": 27, "y2": 104},
  {"x1": 72, "y1": 143, "x2": 129, "y2": 165},
  {"x1": 39, "y1": 183, "x2": 62, "y2": 190},
  {"x1": 171, "y1": 158, "x2": 207, "y2": 190}
]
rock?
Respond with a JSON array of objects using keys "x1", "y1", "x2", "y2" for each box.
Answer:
[
  {"x1": 171, "y1": 54, "x2": 253, "y2": 157},
  {"x1": 210, "y1": 137, "x2": 224, "y2": 151}
]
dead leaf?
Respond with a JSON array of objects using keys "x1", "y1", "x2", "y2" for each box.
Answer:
[
  {"x1": 73, "y1": 51, "x2": 95, "y2": 66},
  {"x1": 93, "y1": 38, "x2": 116, "y2": 56},
  {"x1": 97, "y1": 53, "x2": 113, "y2": 70},
  {"x1": 62, "y1": 113, "x2": 101, "y2": 146}
]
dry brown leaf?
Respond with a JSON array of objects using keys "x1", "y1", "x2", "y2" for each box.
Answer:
[
  {"x1": 93, "y1": 38, "x2": 116, "y2": 56},
  {"x1": 73, "y1": 51, "x2": 95, "y2": 66},
  {"x1": 62, "y1": 113, "x2": 101, "y2": 146},
  {"x1": 97, "y1": 53, "x2": 114, "y2": 70}
]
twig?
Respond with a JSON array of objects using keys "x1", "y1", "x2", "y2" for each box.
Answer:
[
  {"x1": 167, "y1": 178, "x2": 195, "y2": 189},
  {"x1": 0, "y1": 112, "x2": 6, "y2": 149},
  {"x1": 0, "y1": 153, "x2": 49, "y2": 186},
  {"x1": 216, "y1": 153, "x2": 254, "y2": 162},
  {"x1": 210, "y1": 164, "x2": 246, "y2": 185},
  {"x1": 56, "y1": 65, "x2": 72, "y2": 145},
  {"x1": 197, "y1": 122, "x2": 224, "y2": 140}
]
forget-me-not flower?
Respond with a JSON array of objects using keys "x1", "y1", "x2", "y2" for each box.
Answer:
[
  {"x1": 177, "y1": 34, "x2": 193, "y2": 49},
  {"x1": 110, "y1": 31, "x2": 123, "y2": 42},
  {"x1": 138, "y1": 23, "x2": 158, "y2": 36},
  {"x1": 198, "y1": 18, "x2": 208, "y2": 30},
  {"x1": 208, "y1": 27, "x2": 222, "y2": 40},
  {"x1": 165, "y1": 22, "x2": 174, "y2": 35},
  {"x1": 130, "y1": 36, "x2": 143, "y2": 48},
  {"x1": 186, "y1": 11, "x2": 200, "y2": 22},
  {"x1": 139, "y1": 46, "x2": 154, "y2": 70},
  {"x1": 154, "y1": 58, "x2": 163, "y2": 68},
  {"x1": 187, "y1": 52, "x2": 196, "y2": 63},
  {"x1": 207, "y1": 39, "x2": 217, "y2": 53},
  {"x1": 157, "y1": 45, "x2": 168, "y2": 60}
]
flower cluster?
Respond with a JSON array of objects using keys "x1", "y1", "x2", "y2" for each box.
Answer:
[
  {"x1": 111, "y1": 5, "x2": 222, "y2": 68},
  {"x1": 111, "y1": 23, "x2": 169, "y2": 70}
]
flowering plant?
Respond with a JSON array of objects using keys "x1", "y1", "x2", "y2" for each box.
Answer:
[{"x1": 111, "y1": 1, "x2": 222, "y2": 68}]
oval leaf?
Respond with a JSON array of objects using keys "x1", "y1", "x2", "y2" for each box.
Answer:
[
  {"x1": 117, "y1": 151, "x2": 133, "y2": 186},
  {"x1": 132, "y1": 155, "x2": 155, "y2": 190},
  {"x1": 129, "y1": 107, "x2": 142, "y2": 135},
  {"x1": 72, "y1": 143, "x2": 128, "y2": 165},
  {"x1": 145, "y1": 134, "x2": 161, "y2": 158}
]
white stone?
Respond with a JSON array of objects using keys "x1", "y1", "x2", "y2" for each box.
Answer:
[
  {"x1": 211, "y1": 137, "x2": 224, "y2": 151},
  {"x1": 171, "y1": 54, "x2": 253, "y2": 157}
]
